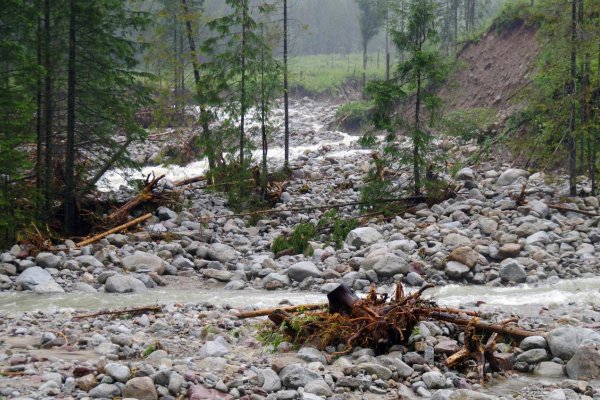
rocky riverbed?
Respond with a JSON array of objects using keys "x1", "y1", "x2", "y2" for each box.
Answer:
[{"x1": 2, "y1": 98, "x2": 600, "y2": 399}]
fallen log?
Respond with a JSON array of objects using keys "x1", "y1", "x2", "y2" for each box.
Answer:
[
  {"x1": 548, "y1": 204, "x2": 598, "y2": 217},
  {"x1": 258, "y1": 283, "x2": 543, "y2": 358},
  {"x1": 426, "y1": 311, "x2": 546, "y2": 338},
  {"x1": 175, "y1": 174, "x2": 205, "y2": 187},
  {"x1": 109, "y1": 174, "x2": 165, "y2": 222},
  {"x1": 76, "y1": 213, "x2": 152, "y2": 247},
  {"x1": 235, "y1": 303, "x2": 326, "y2": 319},
  {"x1": 72, "y1": 305, "x2": 162, "y2": 320}
]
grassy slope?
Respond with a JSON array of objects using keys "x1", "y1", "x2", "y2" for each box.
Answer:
[{"x1": 288, "y1": 53, "x2": 386, "y2": 96}]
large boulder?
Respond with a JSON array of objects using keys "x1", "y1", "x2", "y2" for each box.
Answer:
[
  {"x1": 547, "y1": 326, "x2": 600, "y2": 360},
  {"x1": 121, "y1": 251, "x2": 166, "y2": 275},
  {"x1": 345, "y1": 227, "x2": 382, "y2": 248},
  {"x1": 447, "y1": 246, "x2": 481, "y2": 268},
  {"x1": 288, "y1": 261, "x2": 321, "y2": 282},
  {"x1": 444, "y1": 261, "x2": 470, "y2": 279},
  {"x1": 16, "y1": 267, "x2": 54, "y2": 290},
  {"x1": 257, "y1": 369, "x2": 281, "y2": 393},
  {"x1": 499, "y1": 259, "x2": 527, "y2": 283},
  {"x1": 279, "y1": 364, "x2": 321, "y2": 389},
  {"x1": 35, "y1": 252, "x2": 61, "y2": 269},
  {"x1": 121, "y1": 377, "x2": 158, "y2": 400},
  {"x1": 372, "y1": 254, "x2": 409, "y2": 278},
  {"x1": 496, "y1": 169, "x2": 529, "y2": 186},
  {"x1": 208, "y1": 243, "x2": 238, "y2": 263},
  {"x1": 104, "y1": 275, "x2": 148, "y2": 293},
  {"x1": 565, "y1": 343, "x2": 600, "y2": 380}
]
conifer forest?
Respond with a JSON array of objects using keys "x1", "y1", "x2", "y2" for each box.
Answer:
[{"x1": 0, "y1": 1, "x2": 600, "y2": 399}]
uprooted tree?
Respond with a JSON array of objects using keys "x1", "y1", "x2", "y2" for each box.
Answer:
[{"x1": 240, "y1": 283, "x2": 545, "y2": 383}]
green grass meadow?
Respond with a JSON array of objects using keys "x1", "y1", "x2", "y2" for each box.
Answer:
[{"x1": 288, "y1": 52, "x2": 387, "y2": 95}]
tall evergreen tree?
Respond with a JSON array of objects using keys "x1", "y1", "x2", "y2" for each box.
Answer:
[{"x1": 355, "y1": 0, "x2": 385, "y2": 97}]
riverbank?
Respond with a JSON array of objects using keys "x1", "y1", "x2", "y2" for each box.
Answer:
[{"x1": 2, "y1": 98, "x2": 600, "y2": 399}]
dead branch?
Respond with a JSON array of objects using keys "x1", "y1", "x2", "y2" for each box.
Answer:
[
  {"x1": 72, "y1": 305, "x2": 162, "y2": 320},
  {"x1": 235, "y1": 303, "x2": 327, "y2": 319},
  {"x1": 548, "y1": 204, "x2": 598, "y2": 217},
  {"x1": 76, "y1": 213, "x2": 152, "y2": 247},
  {"x1": 108, "y1": 174, "x2": 165, "y2": 222},
  {"x1": 426, "y1": 311, "x2": 546, "y2": 338},
  {"x1": 175, "y1": 175, "x2": 205, "y2": 187}
]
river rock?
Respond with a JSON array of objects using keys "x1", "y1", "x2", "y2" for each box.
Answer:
[
  {"x1": 421, "y1": 371, "x2": 446, "y2": 389},
  {"x1": 499, "y1": 259, "x2": 527, "y2": 283},
  {"x1": 455, "y1": 167, "x2": 475, "y2": 181},
  {"x1": 198, "y1": 339, "x2": 229, "y2": 358},
  {"x1": 35, "y1": 252, "x2": 61, "y2": 269},
  {"x1": 104, "y1": 363, "x2": 131, "y2": 383},
  {"x1": 16, "y1": 266, "x2": 54, "y2": 290},
  {"x1": 565, "y1": 343, "x2": 600, "y2": 379},
  {"x1": 32, "y1": 280, "x2": 65, "y2": 293},
  {"x1": 258, "y1": 368, "x2": 281, "y2": 392},
  {"x1": 443, "y1": 233, "x2": 471, "y2": 248},
  {"x1": 105, "y1": 274, "x2": 148, "y2": 293},
  {"x1": 202, "y1": 268, "x2": 233, "y2": 282},
  {"x1": 189, "y1": 385, "x2": 233, "y2": 400},
  {"x1": 533, "y1": 362, "x2": 565, "y2": 378},
  {"x1": 298, "y1": 347, "x2": 327, "y2": 364},
  {"x1": 478, "y1": 218, "x2": 498, "y2": 235},
  {"x1": 279, "y1": 364, "x2": 321, "y2": 389},
  {"x1": 121, "y1": 377, "x2": 157, "y2": 400},
  {"x1": 288, "y1": 261, "x2": 321, "y2": 282},
  {"x1": 498, "y1": 243, "x2": 522, "y2": 259},
  {"x1": 304, "y1": 379, "x2": 333, "y2": 397},
  {"x1": 529, "y1": 200, "x2": 549, "y2": 218},
  {"x1": 168, "y1": 372, "x2": 184, "y2": 395},
  {"x1": 432, "y1": 390, "x2": 497, "y2": 400},
  {"x1": 516, "y1": 348, "x2": 548, "y2": 364},
  {"x1": 357, "y1": 363, "x2": 392, "y2": 380},
  {"x1": 496, "y1": 169, "x2": 529, "y2": 186},
  {"x1": 346, "y1": 227, "x2": 382, "y2": 247},
  {"x1": 444, "y1": 261, "x2": 470, "y2": 279},
  {"x1": 208, "y1": 243, "x2": 238, "y2": 263},
  {"x1": 520, "y1": 336, "x2": 547, "y2": 351},
  {"x1": 75, "y1": 255, "x2": 104, "y2": 269},
  {"x1": 372, "y1": 254, "x2": 408, "y2": 278},
  {"x1": 547, "y1": 327, "x2": 600, "y2": 360},
  {"x1": 121, "y1": 251, "x2": 166, "y2": 275},
  {"x1": 526, "y1": 231, "x2": 550, "y2": 245},
  {"x1": 89, "y1": 383, "x2": 120, "y2": 398},
  {"x1": 447, "y1": 246, "x2": 480, "y2": 268},
  {"x1": 157, "y1": 206, "x2": 177, "y2": 221}
]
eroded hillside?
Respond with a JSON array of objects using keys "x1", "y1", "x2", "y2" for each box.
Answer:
[{"x1": 439, "y1": 21, "x2": 538, "y2": 117}]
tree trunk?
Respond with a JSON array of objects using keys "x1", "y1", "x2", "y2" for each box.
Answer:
[
  {"x1": 65, "y1": 0, "x2": 77, "y2": 234},
  {"x1": 568, "y1": 0, "x2": 578, "y2": 196},
  {"x1": 260, "y1": 26, "x2": 268, "y2": 200},
  {"x1": 180, "y1": 0, "x2": 214, "y2": 171},
  {"x1": 385, "y1": 0, "x2": 389, "y2": 80},
  {"x1": 36, "y1": 16, "x2": 43, "y2": 194},
  {"x1": 43, "y1": 0, "x2": 53, "y2": 218},
  {"x1": 240, "y1": 0, "x2": 247, "y2": 171},
  {"x1": 283, "y1": 0, "x2": 290, "y2": 170},
  {"x1": 584, "y1": 52, "x2": 592, "y2": 193},
  {"x1": 578, "y1": 0, "x2": 584, "y2": 174},
  {"x1": 362, "y1": 42, "x2": 367, "y2": 99}
]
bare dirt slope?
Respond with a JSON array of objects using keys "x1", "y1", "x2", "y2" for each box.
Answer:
[{"x1": 438, "y1": 22, "x2": 538, "y2": 117}]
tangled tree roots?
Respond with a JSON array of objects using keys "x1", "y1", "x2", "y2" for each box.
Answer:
[{"x1": 253, "y1": 283, "x2": 545, "y2": 383}]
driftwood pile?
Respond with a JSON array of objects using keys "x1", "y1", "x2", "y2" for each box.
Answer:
[{"x1": 237, "y1": 283, "x2": 545, "y2": 383}]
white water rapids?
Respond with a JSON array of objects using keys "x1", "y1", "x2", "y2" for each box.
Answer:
[{"x1": 2, "y1": 277, "x2": 599, "y2": 315}]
